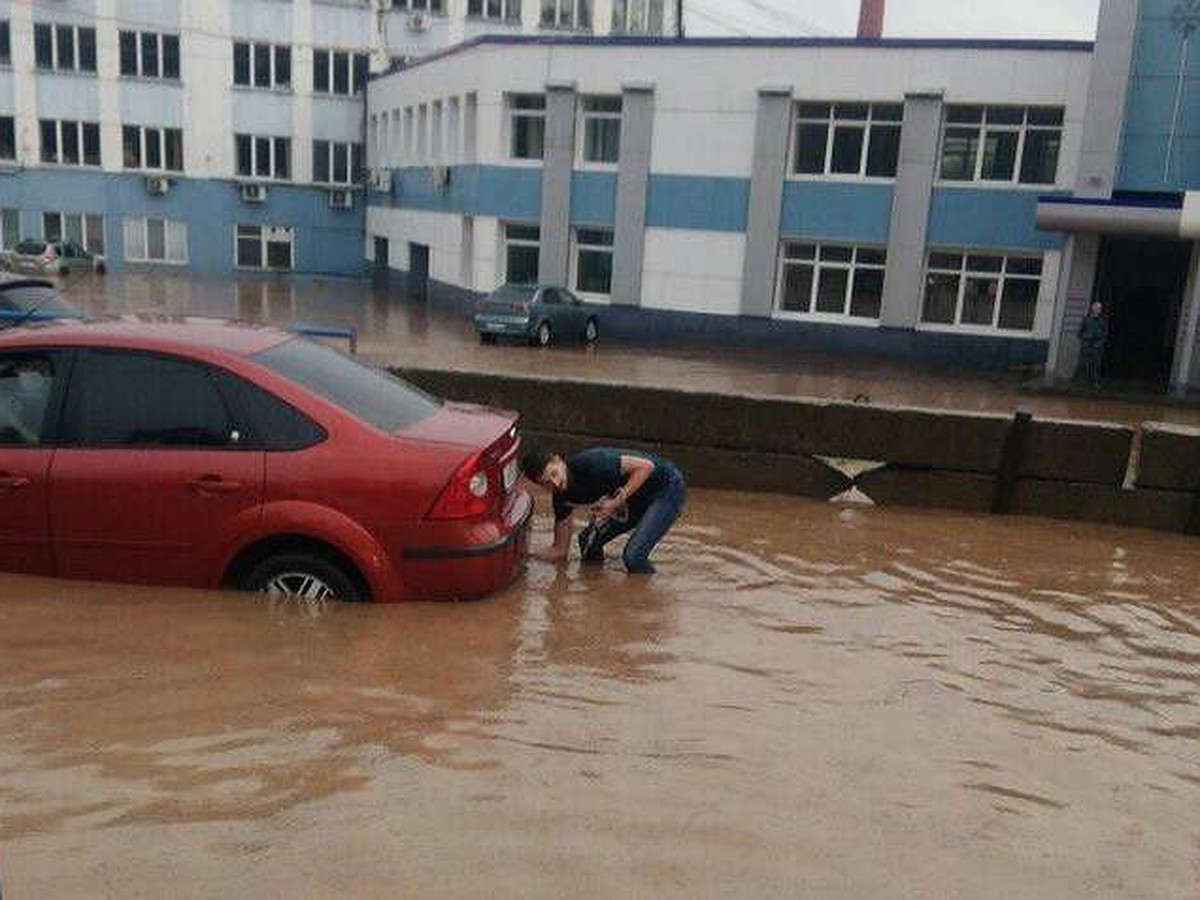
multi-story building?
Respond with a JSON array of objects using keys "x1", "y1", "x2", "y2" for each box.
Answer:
[
  {"x1": 365, "y1": 0, "x2": 1200, "y2": 390},
  {"x1": 0, "y1": 0, "x2": 675, "y2": 277}
]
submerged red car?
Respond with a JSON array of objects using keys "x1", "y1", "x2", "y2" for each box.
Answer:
[{"x1": 0, "y1": 317, "x2": 531, "y2": 602}]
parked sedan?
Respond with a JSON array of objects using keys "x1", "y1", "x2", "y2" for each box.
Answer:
[
  {"x1": 5, "y1": 239, "x2": 107, "y2": 276},
  {"x1": 0, "y1": 278, "x2": 82, "y2": 325},
  {"x1": 0, "y1": 318, "x2": 532, "y2": 603},
  {"x1": 474, "y1": 284, "x2": 600, "y2": 347}
]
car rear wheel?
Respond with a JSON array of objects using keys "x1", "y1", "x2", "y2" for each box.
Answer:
[
  {"x1": 584, "y1": 317, "x2": 599, "y2": 344},
  {"x1": 95, "y1": 262, "x2": 106, "y2": 275},
  {"x1": 480, "y1": 332, "x2": 498, "y2": 345},
  {"x1": 241, "y1": 552, "x2": 366, "y2": 604},
  {"x1": 534, "y1": 320, "x2": 552, "y2": 347}
]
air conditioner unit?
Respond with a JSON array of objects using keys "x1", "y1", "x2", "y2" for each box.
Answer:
[
  {"x1": 240, "y1": 182, "x2": 268, "y2": 204},
  {"x1": 407, "y1": 10, "x2": 431, "y2": 31},
  {"x1": 328, "y1": 189, "x2": 354, "y2": 210},
  {"x1": 371, "y1": 168, "x2": 393, "y2": 193},
  {"x1": 430, "y1": 165, "x2": 450, "y2": 192},
  {"x1": 145, "y1": 176, "x2": 170, "y2": 196}
]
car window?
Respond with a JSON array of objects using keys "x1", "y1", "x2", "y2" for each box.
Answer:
[
  {"x1": 541, "y1": 289, "x2": 560, "y2": 305},
  {"x1": 491, "y1": 285, "x2": 536, "y2": 304},
  {"x1": 0, "y1": 353, "x2": 57, "y2": 446},
  {"x1": 63, "y1": 351, "x2": 236, "y2": 448},
  {"x1": 211, "y1": 368, "x2": 326, "y2": 451},
  {"x1": 16, "y1": 241, "x2": 46, "y2": 256},
  {"x1": 254, "y1": 338, "x2": 440, "y2": 433}
]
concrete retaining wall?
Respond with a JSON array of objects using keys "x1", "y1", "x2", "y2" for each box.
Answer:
[{"x1": 397, "y1": 366, "x2": 1198, "y2": 535}]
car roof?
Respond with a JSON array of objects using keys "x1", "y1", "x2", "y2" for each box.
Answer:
[
  {"x1": 0, "y1": 277, "x2": 57, "y2": 291},
  {"x1": 0, "y1": 315, "x2": 295, "y2": 357}
]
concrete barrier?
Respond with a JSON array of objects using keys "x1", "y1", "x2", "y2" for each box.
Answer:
[{"x1": 395, "y1": 365, "x2": 1199, "y2": 535}]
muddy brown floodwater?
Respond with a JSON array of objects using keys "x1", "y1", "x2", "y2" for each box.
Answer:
[{"x1": 2, "y1": 491, "x2": 1200, "y2": 898}]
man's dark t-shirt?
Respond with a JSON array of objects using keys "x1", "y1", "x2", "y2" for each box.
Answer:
[{"x1": 552, "y1": 448, "x2": 675, "y2": 523}]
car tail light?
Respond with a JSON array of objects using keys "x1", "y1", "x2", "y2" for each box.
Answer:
[{"x1": 427, "y1": 451, "x2": 495, "y2": 520}]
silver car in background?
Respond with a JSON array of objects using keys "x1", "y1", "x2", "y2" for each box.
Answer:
[
  {"x1": 474, "y1": 283, "x2": 601, "y2": 347},
  {"x1": 4, "y1": 239, "x2": 106, "y2": 276}
]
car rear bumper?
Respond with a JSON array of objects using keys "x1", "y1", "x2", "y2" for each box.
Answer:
[
  {"x1": 395, "y1": 491, "x2": 533, "y2": 601},
  {"x1": 474, "y1": 314, "x2": 533, "y2": 336}
]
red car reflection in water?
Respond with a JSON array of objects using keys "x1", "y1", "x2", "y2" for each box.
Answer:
[{"x1": 0, "y1": 317, "x2": 531, "y2": 603}]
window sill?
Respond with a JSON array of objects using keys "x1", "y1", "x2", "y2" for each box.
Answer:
[
  {"x1": 231, "y1": 85, "x2": 294, "y2": 96},
  {"x1": 773, "y1": 312, "x2": 881, "y2": 328},
  {"x1": 539, "y1": 25, "x2": 595, "y2": 33},
  {"x1": 934, "y1": 180, "x2": 1058, "y2": 192},
  {"x1": 916, "y1": 322, "x2": 1043, "y2": 339},
  {"x1": 577, "y1": 160, "x2": 619, "y2": 171},
  {"x1": 465, "y1": 17, "x2": 522, "y2": 25},
  {"x1": 35, "y1": 68, "x2": 98, "y2": 78},
  {"x1": 119, "y1": 75, "x2": 183, "y2": 87},
  {"x1": 313, "y1": 181, "x2": 363, "y2": 190},
  {"x1": 126, "y1": 258, "x2": 189, "y2": 266},
  {"x1": 786, "y1": 173, "x2": 897, "y2": 185},
  {"x1": 507, "y1": 157, "x2": 545, "y2": 167},
  {"x1": 234, "y1": 176, "x2": 294, "y2": 185},
  {"x1": 39, "y1": 162, "x2": 103, "y2": 170},
  {"x1": 125, "y1": 168, "x2": 185, "y2": 176},
  {"x1": 313, "y1": 90, "x2": 364, "y2": 100}
]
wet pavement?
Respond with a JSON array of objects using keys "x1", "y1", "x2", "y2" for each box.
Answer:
[
  {"x1": 54, "y1": 272, "x2": 1200, "y2": 428},
  {"x1": 3, "y1": 490, "x2": 1200, "y2": 898}
]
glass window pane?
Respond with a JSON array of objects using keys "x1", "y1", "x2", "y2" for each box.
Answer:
[
  {"x1": 333, "y1": 51, "x2": 350, "y2": 94},
  {"x1": 940, "y1": 128, "x2": 979, "y2": 180},
  {"x1": 830, "y1": 126, "x2": 864, "y2": 175},
  {"x1": 353, "y1": 53, "x2": 368, "y2": 93},
  {"x1": 986, "y1": 105, "x2": 1024, "y2": 125},
  {"x1": 167, "y1": 221, "x2": 187, "y2": 262},
  {"x1": 506, "y1": 224, "x2": 540, "y2": 242},
  {"x1": 56, "y1": 25, "x2": 75, "y2": 70},
  {"x1": 815, "y1": 267, "x2": 850, "y2": 313},
  {"x1": 255, "y1": 136, "x2": 271, "y2": 176},
  {"x1": 266, "y1": 236, "x2": 292, "y2": 270},
  {"x1": 88, "y1": 215, "x2": 105, "y2": 254},
  {"x1": 165, "y1": 129, "x2": 183, "y2": 172},
  {"x1": 314, "y1": 50, "x2": 329, "y2": 92},
  {"x1": 1006, "y1": 256, "x2": 1043, "y2": 276},
  {"x1": 123, "y1": 217, "x2": 145, "y2": 260},
  {"x1": 145, "y1": 128, "x2": 161, "y2": 169},
  {"x1": 332, "y1": 142, "x2": 349, "y2": 183},
  {"x1": 163, "y1": 34, "x2": 180, "y2": 79},
  {"x1": 584, "y1": 117, "x2": 621, "y2": 163},
  {"x1": 253, "y1": 43, "x2": 271, "y2": 87},
  {"x1": 123, "y1": 125, "x2": 141, "y2": 168},
  {"x1": 236, "y1": 134, "x2": 252, "y2": 176},
  {"x1": 237, "y1": 234, "x2": 261, "y2": 268},
  {"x1": 928, "y1": 252, "x2": 962, "y2": 270},
  {"x1": 43, "y1": 213, "x2": 61, "y2": 241},
  {"x1": 865, "y1": 124, "x2": 900, "y2": 177},
  {"x1": 61, "y1": 121, "x2": 79, "y2": 164},
  {"x1": 834, "y1": 103, "x2": 870, "y2": 120},
  {"x1": 797, "y1": 102, "x2": 831, "y2": 120},
  {"x1": 850, "y1": 267, "x2": 884, "y2": 318},
  {"x1": 147, "y1": 218, "x2": 166, "y2": 260},
  {"x1": 0, "y1": 118, "x2": 13, "y2": 161},
  {"x1": 78, "y1": 28, "x2": 96, "y2": 71},
  {"x1": 275, "y1": 46, "x2": 291, "y2": 88},
  {"x1": 577, "y1": 248, "x2": 613, "y2": 294},
  {"x1": 0, "y1": 354, "x2": 58, "y2": 446},
  {"x1": 275, "y1": 138, "x2": 290, "y2": 180},
  {"x1": 141, "y1": 32, "x2": 159, "y2": 78},
  {"x1": 981, "y1": 130, "x2": 1018, "y2": 181},
  {"x1": 234, "y1": 43, "x2": 250, "y2": 85},
  {"x1": 83, "y1": 124, "x2": 100, "y2": 166},
  {"x1": 64, "y1": 214, "x2": 83, "y2": 245},
  {"x1": 946, "y1": 105, "x2": 983, "y2": 124},
  {"x1": 119, "y1": 31, "x2": 137, "y2": 76},
  {"x1": 781, "y1": 264, "x2": 814, "y2": 313},
  {"x1": 820, "y1": 246, "x2": 853, "y2": 263},
  {"x1": 961, "y1": 277, "x2": 998, "y2": 325},
  {"x1": 794, "y1": 122, "x2": 828, "y2": 174},
  {"x1": 313, "y1": 140, "x2": 330, "y2": 183},
  {"x1": 541, "y1": 0, "x2": 557, "y2": 26},
  {"x1": 872, "y1": 103, "x2": 904, "y2": 122},
  {"x1": 40, "y1": 120, "x2": 57, "y2": 163},
  {"x1": 857, "y1": 247, "x2": 886, "y2": 266},
  {"x1": 506, "y1": 243, "x2": 539, "y2": 284},
  {"x1": 922, "y1": 273, "x2": 959, "y2": 324},
  {"x1": 967, "y1": 254, "x2": 1003, "y2": 273},
  {"x1": 1028, "y1": 107, "x2": 1064, "y2": 127},
  {"x1": 998, "y1": 278, "x2": 1039, "y2": 331},
  {"x1": 1020, "y1": 130, "x2": 1061, "y2": 185},
  {"x1": 513, "y1": 115, "x2": 545, "y2": 159},
  {"x1": 785, "y1": 243, "x2": 816, "y2": 260},
  {"x1": 34, "y1": 24, "x2": 53, "y2": 69}
]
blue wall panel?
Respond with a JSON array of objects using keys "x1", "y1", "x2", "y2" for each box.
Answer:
[
  {"x1": 644, "y1": 174, "x2": 749, "y2": 232},
  {"x1": 779, "y1": 181, "x2": 894, "y2": 243},
  {"x1": 569, "y1": 170, "x2": 617, "y2": 225},
  {"x1": 928, "y1": 188, "x2": 1063, "y2": 251}
]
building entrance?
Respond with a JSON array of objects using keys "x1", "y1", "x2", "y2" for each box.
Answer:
[{"x1": 1094, "y1": 238, "x2": 1192, "y2": 385}]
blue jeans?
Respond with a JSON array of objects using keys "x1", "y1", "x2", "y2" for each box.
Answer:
[{"x1": 589, "y1": 468, "x2": 687, "y2": 574}]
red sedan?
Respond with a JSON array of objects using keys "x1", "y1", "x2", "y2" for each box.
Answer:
[{"x1": 0, "y1": 317, "x2": 532, "y2": 602}]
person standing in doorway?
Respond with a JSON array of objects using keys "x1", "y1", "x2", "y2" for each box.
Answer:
[
  {"x1": 521, "y1": 446, "x2": 687, "y2": 574},
  {"x1": 1076, "y1": 300, "x2": 1109, "y2": 388}
]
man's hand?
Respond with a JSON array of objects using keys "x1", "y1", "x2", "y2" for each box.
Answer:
[{"x1": 592, "y1": 495, "x2": 625, "y2": 525}]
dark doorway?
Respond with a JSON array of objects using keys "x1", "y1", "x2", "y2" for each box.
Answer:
[
  {"x1": 373, "y1": 236, "x2": 389, "y2": 285},
  {"x1": 408, "y1": 242, "x2": 430, "y2": 301},
  {"x1": 1094, "y1": 238, "x2": 1191, "y2": 384}
]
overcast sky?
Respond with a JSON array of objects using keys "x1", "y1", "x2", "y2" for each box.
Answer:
[{"x1": 685, "y1": 0, "x2": 1101, "y2": 40}]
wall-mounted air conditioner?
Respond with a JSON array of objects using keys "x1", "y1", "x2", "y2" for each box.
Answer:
[
  {"x1": 145, "y1": 176, "x2": 170, "y2": 196},
  {"x1": 328, "y1": 189, "x2": 354, "y2": 210},
  {"x1": 240, "y1": 182, "x2": 268, "y2": 204}
]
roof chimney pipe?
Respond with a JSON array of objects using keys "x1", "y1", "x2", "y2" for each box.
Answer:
[{"x1": 857, "y1": 0, "x2": 885, "y2": 39}]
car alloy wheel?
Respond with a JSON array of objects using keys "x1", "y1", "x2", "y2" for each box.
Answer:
[
  {"x1": 584, "y1": 318, "x2": 599, "y2": 343},
  {"x1": 264, "y1": 572, "x2": 336, "y2": 601},
  {"x1": 536, "y1": 321, "x2": 552, "y2": 347}
]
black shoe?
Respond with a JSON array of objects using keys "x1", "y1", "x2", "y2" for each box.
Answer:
[{"x1": 578, "y1": 525, "x2": 605, "y2": 564}]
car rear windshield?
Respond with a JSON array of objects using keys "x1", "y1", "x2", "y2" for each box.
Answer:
[
  {"x1": 254, "y1": 338, "x2": 440, "y2": 433},
  {"x1": 15, "y1": 241, "x2": 47, "y2": 256},
  {"x1": 489, "y1": 285, "x2": 536, "y2": 302},
  {"x1": 0, "y1": 285, "x2": 75, "y2": 314}
]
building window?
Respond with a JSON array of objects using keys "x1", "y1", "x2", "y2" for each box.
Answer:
[
  {"x1": 122, "y1": 126, "x2": 183, "y2": 172},
  {"x1": 235, "y1": 134, "x2": 291, "y2": 180},
  {"x1": 0, "y1": 21, "x2": 12, "y2": 66},
  {"x1": 921, "y1": 251, "x2": 1043, "y2": 332},
  {"x1": 574, "y1": 227, "x2": 613, "y2": 296},
  {"x1": 612, "y1": 0, "x2": 664, "y2": 33},
  {"x1": 541, "y1": 0, "x2": 592, "y2": 29},
  {"x1": 940, "y1": 106, "x2": 1064, "y2": 185},
  {"x1": 0, "y1": 209, "x2": 18, "y2": 249},
  {"x1": 40, "y1": 120, "x2": 101, "y2": 167},
  {"x1": 119, "y1": 30, "x2": 181, "y2": 80},
  {"x1": 124, "y1": 218, "x2": 188, "y2": 264},
  {"x1": 233, "y1": 41, "x2": 291, "y2": 90},
  {"x1": 793, "y1": 102, "x2": 902, "y2": 179},
  {"x1": 0, "y1": 116, "x2": 14, "y2": 162},
  {"x1": 467, "y1": 0, "x2": 522, "y2": 21},
  {"x1": 776, "y1": 243, "x2": 886, "y2": 320},
  {"x1": 509, "y1": 94, "x2": 546, "y2": 160},
  {"x1": 581, "y1": 96, "x2": 621, "y2": 165},
  {"x1": 43, "y1": 212, "x2": 104, "y2": 255},
  {"x1": 236, "y1": 225, "x2": 293, "y2": 271},
  {"x1": 313, "y1": 140, "x2": 364, "y2": 185},
  {"x1": 393, "y1": 0, "x2": 447, "y2": 10},
  {"x1": 313, "y1": 48, "x2": 369, "y2": 96},
  {"x1": 504, "y1": 223, "x2": 540, "y2": 284},
  {"x1": 33, "y1": 23, "x2": 97, "y2": 73}
]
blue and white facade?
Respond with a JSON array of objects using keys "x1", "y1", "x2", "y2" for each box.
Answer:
[
  {"x1": 366, "y1": 33, "x2": 1093, "y2": 368},
  {"x1": 0, "y1": 0, "x2": 673, "y2": 277}
]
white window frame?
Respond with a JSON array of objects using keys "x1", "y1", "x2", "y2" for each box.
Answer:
[
  {"x1": 235, "y1": 224, "x2": 294, "y2": 271},
  {"x1": 571, "y1": 226, "x2": 614, "y2": 299},
  {"x1": 774, "y1": 242, "x2": 887, "y2": 324},
  {"x1": 123, "y1": 217, "x2": 188, "y2": 265},
  {"x1": 122, "y1": 125, "x2": 184, "y2": 173},
  {"x1": 467, "y1": 0, "x2": 522, "y2": 22},
  {"x1": 40, "y1": 119, "x2": 101, "y2": 167},
  {"x1": 790, "y1": 101, "x2": 903, "y2": 181},
  {"x1": 312, "y1": 139, "x2": 363, "y2": 186},
  {"x1": 612, "y1": 0, "x2": 665, "y2": 33},
  {"x1": 502, "y1": 222, "x2": 540, "y2": 284},
  {"x1": 392, "y1": 0, "x2": 447, "y2": 11},
  {"x1": 579, "y1": 95, "x2": 622, "y2": 167},
  {"x1": 119, "y1": 29, "x2": 180, "y2": 80},
  {"x1": 43, "y1": 212, "x2": 104, "y2": 255},
  {"x1": 508, "y1": 93, "x2": 546, "y2": 162},
  {"x1": 312, "y1": 47, "x2": 369, "y2": 97},
  {"x1": 235, "y1": 133, "x2": 291, "y2": 181},
  {"x1": 33, "y1": 23, "x2": 96, "y2": 73},
  {"x1": 938, "y1": 105, "x2": 1065, "y2": 188},
  {"x1": 918, "y1": 250, "x2": 1046, "y2": 335},
  {"x1": 541, "y1": 0, "x2": 592, "y2": 30},
  {"x1": 233, "y1": 41, "x2": 291, "y2": 91}
]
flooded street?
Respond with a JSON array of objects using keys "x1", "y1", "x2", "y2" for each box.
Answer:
[{"x1": 3, "y1": 491, "x2": 1200, "y2": 898}]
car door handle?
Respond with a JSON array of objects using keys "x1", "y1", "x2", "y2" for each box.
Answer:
[
  {"x1": 0, "y1": 474, "x2": 30, "y2": 490},
  {"x1": 189, "y1": 475, "x2": 243, "y2": 495}
]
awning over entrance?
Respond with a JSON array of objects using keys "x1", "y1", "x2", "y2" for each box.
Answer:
[{"x1": 1036, "y1": 192, "x2": 1187, "y2": 238}]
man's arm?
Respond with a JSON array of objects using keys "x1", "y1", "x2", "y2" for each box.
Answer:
[
  {"x1": 594, "y1": 455, "x2": 656, "y2": 522},
  {"x1": 533, "y1": 516, "x2": 574, "y2": 563}
]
